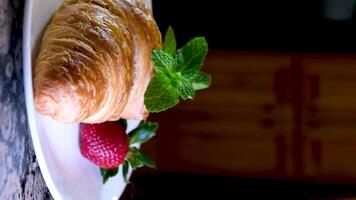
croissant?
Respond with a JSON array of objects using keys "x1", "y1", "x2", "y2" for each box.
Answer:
[{"x1": 34, "y1": 0, "x2": 162, "y2": 123}]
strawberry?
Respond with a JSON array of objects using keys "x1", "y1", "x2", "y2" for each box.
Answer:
[
  {"x1": 80, "y1": 122, "x2": 129, "y2": 169},
  {"x1": 79, "y1": 120, "x2": 158, "y2": 183}
]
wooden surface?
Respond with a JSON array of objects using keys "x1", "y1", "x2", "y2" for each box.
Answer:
[
  {"x1": 0, "y1": 0, "x2": 53, "y2": 199},
  {"x1": 146, "y1": 51, "x2": 356, "y2": 183}
]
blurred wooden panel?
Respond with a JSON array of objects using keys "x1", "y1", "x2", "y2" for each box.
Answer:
[
  {"x1": 174, "y1": 136, "x2": 278, "y2": 173},
  {"x1": 144, "y1": 51, "x2": 356, "y2": 183},
  {"x1": 204, "y1": 53, "x2": 291, "y2": 106},
  {"x1": 303, "y1": 58, "x2": 356, "y2": 78},
  {"x1": 303, "y1": 57, "x2": 356, "y2": 111},
  {"x1": 302, "y1": 56, "x2": 356, "y2": 181},
  {"x1": 304, "y1": 132, "x2": 356, "y2": 181},
  {"x1": 146, "y1": 51, "x2": 295, "y2": 178}
]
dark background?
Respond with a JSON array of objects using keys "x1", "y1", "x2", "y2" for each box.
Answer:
[{"x1": 153, "y1": 0, "x2": 356, "y2": 52}]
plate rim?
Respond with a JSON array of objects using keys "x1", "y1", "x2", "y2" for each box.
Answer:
[
  {"x1": 23, "y1": 1, "x2": 151, "y2": 199},
  {"x1": 22, "y1": 0, "x2": 63, "y2": 199}
]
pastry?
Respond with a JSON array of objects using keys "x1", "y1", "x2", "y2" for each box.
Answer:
[{"x1": 34, "y1": 0, "x2": 162, "y2": 123}]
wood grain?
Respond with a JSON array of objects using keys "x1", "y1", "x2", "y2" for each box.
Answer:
[
  {"x1": 0, "y1": 0, "x2": 53, "y2": 199},
  {"x1": 145, "y1": 52, "x2": 295, "y2": 178},
  {"x1": 144, "y1": 51, "x2": 356, "y2": 183}
]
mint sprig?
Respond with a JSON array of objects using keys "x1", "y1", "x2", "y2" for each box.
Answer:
[
  {"x1": 144, "y1": 73, "x2": 180, "y2": 112},
  {"x1": 192, "y1": 72, "x2": 212, "y2": 90},
  {"x1": 163, "y1": 26, "x2": 176, "y2": 56},
  {"x1": 145, "y1": 26, "x2": 211, "y2": 112},
  {"x1": 176, "y1": 37, "x2": 208, "y2": 74},
  {"x1": 151, "y1": 50, "x2": 174, "y2": 73},
  {"x1": 99, "y1": 120, "x2": 158, "y2": 183},
  {"x1": 128, "y1": 121, "x2": 158, "y2": 145},
  {"x1": 100, "y1": 168, "x2": 118, "y2": 184}
]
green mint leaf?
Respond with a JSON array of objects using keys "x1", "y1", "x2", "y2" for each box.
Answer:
[
  {"x1": 192, "y1": 71, "x2": 212, "y2": 90},
  {"x1": 177, "y1": 78, "x2": 195, "y2": 100},
  {"x1": 176, "y1": 37, "x2": 208, "y2": 73},
  {"x1": 182, "y1": 71, "x2": 198, "y2": 81},
  {"x1": 127, "y1": 147, "x2": 144, "y2": 169},
  {"x1": 100, "y1": 168, "x2": 118, "y2": 184},
  {"x1": 127, "y1": 157, "x2": 143, "y2": 169},
  {"x1": 163, "y1": 26, "x2": 176, "y2": 56},
  {"x1": 128, "y1": 121, "x2": 158, "y2": 145},
  {"x1": 128, "y1": 147, "x2": 156, "y2": 170},
  {"x1": 151, "y1": 50, "x2": 174, "y2": 73},
  {"x1": 137, "y1": 149, "x2": 156, "y2": 169},
  {"x1": 122, "y1": 161, "x2": 129, "y2": 183},
  {"x1": 144, "y1": 73, "x2": 179, "y2": 112},
  {"x1": 117, "y1": 119, "x2": 127, "y2": 131}
]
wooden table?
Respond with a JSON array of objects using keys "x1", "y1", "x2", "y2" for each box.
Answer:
[{"x1": 0, "y1": 0, "x2": 52, "y2": 199}]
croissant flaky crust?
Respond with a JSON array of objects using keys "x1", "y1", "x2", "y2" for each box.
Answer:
[{"x1": 34, "y1": 0, "x2": 162, "y2": 123}]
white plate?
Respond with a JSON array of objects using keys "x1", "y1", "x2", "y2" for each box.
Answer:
[{"x1": 23, "y1": 0, "x2": 151, "y2": 199}]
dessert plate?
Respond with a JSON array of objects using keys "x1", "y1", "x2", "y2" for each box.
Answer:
[{"x1": 23, "y1": 0, "x2": 151, "y2": 199}]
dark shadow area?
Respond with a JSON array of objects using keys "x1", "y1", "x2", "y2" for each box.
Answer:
[
  {"x1": 153, "y1": 0, "x2": 356, "y2": 53},
  {"x1": 121, "y1": 173, "x2": 356, "y2": 200}
]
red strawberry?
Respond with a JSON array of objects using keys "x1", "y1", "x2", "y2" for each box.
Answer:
[
  {"x1": 80, "y1": 120, "x2": 158, "y2": 183},
  {"x1": 80, "y1": 122, "x2": 129, "y2": 169}
]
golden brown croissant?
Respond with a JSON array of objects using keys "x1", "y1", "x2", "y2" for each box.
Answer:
[{"x1": 34, "y1": 0, "x2": 162, "y2": 123}]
